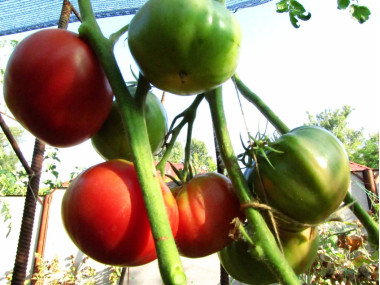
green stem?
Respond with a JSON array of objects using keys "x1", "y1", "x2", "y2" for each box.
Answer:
[
  {"x1": 182, "y1": 119, "x2": 194, "y2": 182},
  {"x1": 156, "y1": 94, "x2": 204, "y2": 176},
  {"x1": 232, "y1": 74, "x2": 290, "y2": 135},
  {"x1": 206, "y1": 87, "x2": 300, "y2": 285},
  {"x1": 109, "y1": 24, "x2": 129, "y2": 45},
  {"x1": 77, "y1": 1, "x2": 186, "y2": 284},
  {"x1": 344, "y1": 192, "x2": 379, "y2": 246}
]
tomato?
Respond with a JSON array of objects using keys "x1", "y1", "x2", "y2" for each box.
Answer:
[
  {"x1": 128, "y1": 0, "x2": 242, "y2": 95},
  {"x1": 245, "y1": 126, "x2": 350, "y2": 230},
  {"x1": 218, "y1": 227, "x2": 319, "y2": 285},
  {"x1": 173, "y1": 173, "x2": 242, "y2": 258},
  {"x1": 61, "y1": 160, "x2": 179, "y2": 266},
  {"x1": 91, "y1": 88, "x2": 167, "y2": 160},
  {"x1": 3, "y1": 29, "x2": 113, "y2": 147}
]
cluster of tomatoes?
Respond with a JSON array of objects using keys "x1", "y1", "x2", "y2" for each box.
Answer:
[
  {"x1": 3, "y1": 0, "x2": 244, "y2": 268},
  {"x1": 3, "y1": 0, "x2": 351, "y2": 282}
]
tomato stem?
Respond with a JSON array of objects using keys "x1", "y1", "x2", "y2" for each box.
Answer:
[
  {"x1": 77, "y1": 1, "x2": 186, "y2": 284},
  {"x1": 344, "y1": 192, "x2": 379, "y2": 246},
  {"x1": 109, "y1": 24, "x2": 129, "y2": 45},
  {"x1": 156, "y1": 94, "x2": 204, "y2": 176},
  {"x1": 206, "y1": 87, "x2": 301, "y2": 285},
  {"x1": 232, "y1": 74, "x2": 290, "y2": 135}
]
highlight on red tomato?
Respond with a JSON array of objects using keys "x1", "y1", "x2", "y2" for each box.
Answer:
[
  {"x1": 3, "y1": 29, "x2": 113, "y2": 147},
  {"x1": 218, "y1": 227, "x2": 319, "y2": 285},
  {"x1": 128, "y1": 0, "x2": 242, "y2": 95},
  {"x1": 245, "y1": 126, "x2": 350, "y2": 231},
  {"x1": 61, "y1": 159, "x2": 179, "y2": 266},
  {"x1": 91, "y1": 87, "x2": 168, "y2": 161},
  {"x1": 173, "y1": 173, "x2": 242, "y2": 258}
]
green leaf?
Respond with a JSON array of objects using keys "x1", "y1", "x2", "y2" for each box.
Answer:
[
  {"x1": 296, "y1": 11, "x2": 312, "y2": 21},
  {"x1": 338, "y1": 0, "x2": 350, "y2": 10},
  {"x1": 289, "y1": 11, "x2": 300, "y2": 28},
  {"x1": 276, "y1": 0, "x2": 289, "y2": 13},
  {"x1": 351, "y1": 5, "x2": 371, "y2": 24},
  {"x1": 290, "y1": 0, "x2": 306, "y2": 14}
]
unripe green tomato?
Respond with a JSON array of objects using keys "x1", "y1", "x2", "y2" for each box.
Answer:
[
  {"x1": 128, "y1": 0, "x2": 242, "y2": 95},
  {"x1": 91, "y1": 88, "x2": 167, "y2": 160},
  {"x1": 245, "y1": 126, "x2": 350, "y2": 230},
  {"x1": 218, "y1": 227, "x2": 319, "y2": 285}
]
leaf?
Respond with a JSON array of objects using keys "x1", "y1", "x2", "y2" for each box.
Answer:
[
  {"x1": 338, "y1": 0, "x2": 350, "y2": 10},
  {"x1": 289, "y1": 11, "x2": 300, "y2": 28},
  {"x1": 276, "y1": 0, "x2": 289, "y2": 13},
  {"x1": 296, "y1": 11, "x2": 312, "y2": 21},
  {"x1": 290, "y1": 0, "x2": 306, "y2": 14},
  {"x1": 350, "y1": 5, "x2": 371, "y2": 24}
]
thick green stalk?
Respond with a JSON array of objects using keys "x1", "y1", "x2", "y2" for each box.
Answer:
[
  {"x1": 77, "y1": 1, "x2": 186, "y2": 284},
  {"x1": 206, "y1": 87, "x2": 301, "y2": 285},
  {"x1": 233, "y1": 74, "x2": 379, "y2": 247},
  {"x1": 232, "y1": 74, "x2": 290, "y2": 135},
  {"x1": 344, "y1": 192, "x2": 379, "y2": 246}
]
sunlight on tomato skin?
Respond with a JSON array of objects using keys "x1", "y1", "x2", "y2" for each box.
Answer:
[
  {"x1": 3, "y1": 29, "x2": 113, "y2": 147},
  {"x1": 61, "y1": 160, "x2": 178, "y2": 266},
  {"x1": 174, "y1": 173, "x2": 242, "y2": 258},
  {"x1": 128, "y1": 0, "x2": 242, "y2": 95}
]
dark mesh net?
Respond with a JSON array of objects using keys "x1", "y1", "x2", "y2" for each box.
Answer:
[{"x1": 0, "y1": 0, "x2": 272, "y2": 36}]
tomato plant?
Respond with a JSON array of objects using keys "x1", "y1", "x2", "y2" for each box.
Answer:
[
  {"x1": 218, "y1": 227, "x2": 319, "y2": 285},
  {"x1": 245, "y1": 126, "x2": 350, "y2": 230},
  {"x1": 173, "y1": 173, "x2": 242, "y2": 258},
  {"x1": 127, "y1": 0, "x2": 242, "y2": 95},
  {"x1": 3, "y1": 29, "x2": 113, "y2": 147},
  {"x1": 91, "y1": 87, "x2": 168, "y2": 160},
  {"x1": 61, "y1": 159, "x2": 179, "y2": 266}
]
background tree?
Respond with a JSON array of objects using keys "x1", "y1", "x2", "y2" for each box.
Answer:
[
  {"x1": 307, "y1": 105, "x2": 379, "y2": 168},
  {"x1": 190, "y1": 138, "x2": 216, "y2": 173},
  {"x1": 350, "y1": 132, "x2": 379, "y2": 169},
  {"x1": 156, "y1": 139, "x2": 216, "y2": 172}
]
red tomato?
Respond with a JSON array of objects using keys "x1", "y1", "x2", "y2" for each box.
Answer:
[
  {"x1": 61, "y1": 160, "x2": 179, "y2": 266},
  {"x1": 3, "y1": 29, "x2": 113, "y2": 147},
  {"x1": 174, "y1": 173, "x2": 242, "y2": 258}
]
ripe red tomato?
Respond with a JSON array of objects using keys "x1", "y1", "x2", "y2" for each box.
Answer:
[
  {"x1": 3, "y1": 29, "x2": 113, "y2": 147},
  {"x1": 61, "y1": 160, "x2": 179, "y2": 266},
  {"x1": 174, "y1": 173, "x2": 242, "y2": 258}
]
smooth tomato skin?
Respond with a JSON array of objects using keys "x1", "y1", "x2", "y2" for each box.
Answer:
[
  {"x1": 174, "y1": 173, "x2": 242, "y2": 258},
  {"x1": 3, "y1": 29, "x2": 113, "y2": 147},
  {"x1": 246, "y1": 126, "x2": 350, "y2": 229},
  {"x1": 218, "y1": 227, "x2": 319, "y2": 285},
  {"x1": 128, "y1": 0, "x2": 242, "y2": 95},
  {"x1": 91, "y1": 88, "x2": 168, "y2": 160},
  {"x1": 61, "y1": 160, "x2": 178, "y2": 266}
]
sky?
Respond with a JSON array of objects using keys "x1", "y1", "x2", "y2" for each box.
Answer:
[{"x1": 1, "y1": 0, "x2": 379, "y2": 182}]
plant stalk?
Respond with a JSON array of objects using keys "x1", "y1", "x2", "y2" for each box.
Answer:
[
  {"x1": 232, "y1": 74, "x2": 290, "y2": 135},
  {"x1": 344, "y1": 192, "x2": 379, "y2": 246},
  {"x1": 77, "y1": 1, "x2": 186, "y2": 284},
  {"x1": 206, "y1": 87, "x2": 300, "y2": 285}
]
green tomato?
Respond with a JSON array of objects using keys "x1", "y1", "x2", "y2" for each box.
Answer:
[
  {"x1": 218, "y1": 227, "x2": 319, "y2": 285},
  {"x1": 128, "y1": 0, "x2": 242, "y2": 95},
  {"x1": 245, "y1": 126, "x2": 350, "y2": 230},
  {"x1": 91, "y1": 88, "x2": 167, "y2": 160}
]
